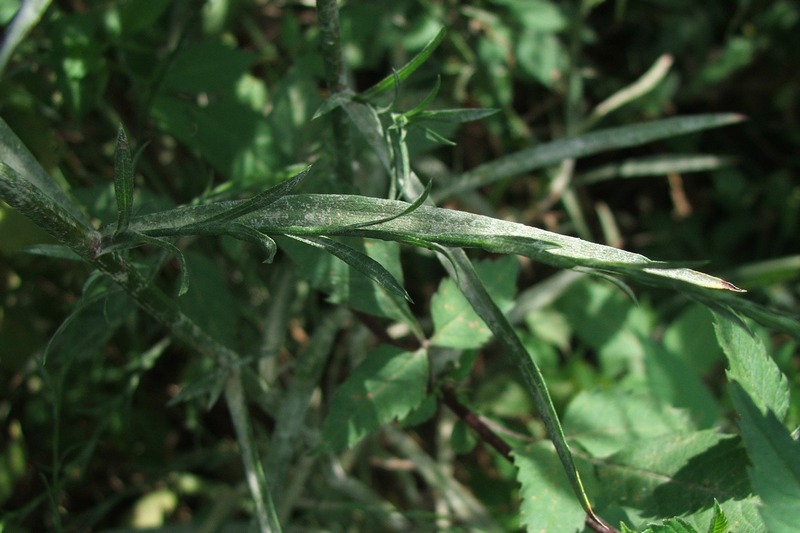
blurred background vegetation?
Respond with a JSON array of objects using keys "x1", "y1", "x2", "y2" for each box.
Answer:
[{"x1": 1, "y1": 0, "x2": 798, "y2": 530}]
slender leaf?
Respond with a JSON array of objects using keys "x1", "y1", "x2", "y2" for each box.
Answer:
[
  {"x1": 113, "y1": 126, "x2": 134, "y2": 236},
  {"x1": 0, "y1": 0, "x2": 53, "y2": 76},
  {"x1": 359, "y1": 27, "x2": 447, "y2": 101},
  {"x1": 433, "y1": 113, "x2": 745, "y2": 201},
  {"x1": 410, "y1": 108, "x2": 499, "y2": 124},
  {"x1": 286, "y1": 235, "x2": 411, "y2": 302}
]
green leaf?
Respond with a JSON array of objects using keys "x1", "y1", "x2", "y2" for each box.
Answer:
[
  {"x1": 113, "y1": 126, "x2": 134, "y2": 236},
  {"x1": 713, "y1": 314, "x2": 790, "y2": 419},
  {"x1": 433, "y1": 113, "x2": 746, "y2": 201},
  {"x1": 358, "y1": 27, "x2": 447, "y2": 101},
  {"x1": 287, "y1": 235, "x2": 411, "y2": 302},
  {"x1": 186, "y1": 165, "x2": 311, "y2": 228},
  {"x1": 662, "y1": 305, "x2": 724, "y2": 376},
  {"x1": 595, "y1": 431, "x2": 752, "y2": 521},
  {"x1": 130, "y1": 232, "x2": 189, "y2": 296},
  {"x1": 222, "y1": 223, "x2": 277, "y2": 263},
  {"x1": 321, "y1": 345, "x2": 429, "y2": 451},
  {"x1": 512, "y1": 442, "x2": 596, "y2": 533},
  {"x1": 729, "y1": 382, "x2": 800, "y2": 533},
  {"x1": 707, "y1": 500, "x2": 729, "y2": 533},
  {"x1": 410, "y1": 108, "x2": 500, "y2": 124},
  {"x1": 563, "y1": 389, "x2": 695, "y2": 457},
  {"x1": 0, "y1": 0, "x2": 52, "y2": 76},
  {"x1": 641, "y1": 518, "x2": 699, "y2": 533},
  {"x1": 430, "y1": 256, "x2": 519, "y2": 349},
  {"x1": 277, "y1": 236, "x2": 417, "y2": 328}
]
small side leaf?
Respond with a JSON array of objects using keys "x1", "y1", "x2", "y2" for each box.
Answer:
[
  {"x1": 113, "y1": 125, "x2": 134, "y2": 236},
  {"x1": 187, "y1": 165, "x2": 311, "y2": 228},
  {"x1": 132, "y1": 232, "x2": 189, "y2": 296},
  {"x1": 287, "y1": 235, "x2": 411, "y2": 302},
  {"x1": 321, "y1": 345, "x2": 429, "y2": 451},
  {"x1": 223, "y1": 223, "x2": 277, "y2": 263},
  {"x1": 359, "y1": 27, "x2": 447, "y2": 101},
  {"x1": 707, "y1": 500, "x2": 729, "y2": 533}
]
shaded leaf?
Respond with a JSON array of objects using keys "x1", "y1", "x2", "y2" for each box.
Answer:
[
  {"x1": 729, "y1": 382, "x2": 800, "y2": 533},
  {"x1": 714, "y1": 314, "x2": 790, "y2": 419},
  {"x1": 321, "y1": 345, "x2": 429, "y2": 451},
  {"x1": 113, "y1": 125, "x2": 134, "y2": 236}
]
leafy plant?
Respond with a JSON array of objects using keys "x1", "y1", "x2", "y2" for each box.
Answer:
[{"x1": 1, "y1": 1, "x2": 798, "y2": 532}]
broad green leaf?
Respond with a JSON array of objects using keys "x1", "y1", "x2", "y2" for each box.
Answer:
[
  {"x1": 563, "y1": 390, "x2": 695, "y2": 457},
  {"x1": 513, "y1": 442, "x2": 597, "y2": 533},
  {"x1": 177, "y1": 251, "x2": 237, "y2": 347},
  {"x1": 714, "y1": 314, "x2": 790, "y2": 419},
  {"x1": 643, "y1": 342, "x2": 721, "y2": 429},
  {"x1": 433, "y1": 114, "x2": 745, "y2": 201},
  {"x1": 113, "y1": 126, "x2": 134, "y2": 236},
  {"x1": 729, "y1": 382, "x2": 800, "y2": 533},
  {"x1": 430, "y1": 256, "x2": 519, "y2": 349},
  {"x1": 595, "y1": 431, "x2": 751, "y2": 522},
  {"x1": 287, "y1": 234, "x2": 411, "y2": 302},
  {"x1": 640, "y1": 518, "x2": 698, "y2": 533},
  {"x1": 321, "y1": 345, "x2": 428, "y2": 451},
  {"x1": 662, "y1": 304, "x2": 724, "y2": 376}
]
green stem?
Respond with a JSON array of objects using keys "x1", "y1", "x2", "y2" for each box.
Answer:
[
  {"x1": 226, "y1": 369, "x2": 283, "y2": 533},
  {"x1": 316, "y1": 0, "x2": 353, "y2": 184}
]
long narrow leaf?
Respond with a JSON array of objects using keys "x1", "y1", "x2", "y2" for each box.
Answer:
[
  {"x1": 433, "y1": 113, "x2": 745, "y2": 201},
  {"x1": 113, "y1": 126, "x2": 134, "y2": 236},
  {"x1": 286, "y1": 235, "x2": 412, "y2": 302},
  {"x1": 359, "y1": 27, "x2": 447, "y2": 101}
]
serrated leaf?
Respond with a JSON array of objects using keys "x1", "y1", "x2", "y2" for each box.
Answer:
[
  {"x1": 595, "y1": 431, "x2": 751, "y2": 520},
  {"x1": 729, "y1": 382, "x2": 800, "y2": 533},
  {"x1": 707, "y1": 500, "x2": 728, "y2": 533},
  {"x1": 321, "y1": 345, "x2": 428, "y2": 451},
  {"x1": 512, "y1": 442, "x2": 596, "y2": 533},
  {"x1": 641, "y1": 518, "x2": 699, "y2": 533},
  {"x1": 714, "y1": 314, "x2": 790, "y2": 420},
  {"x1": 113, "y1": 126, "x2": 134, "y2": 236},
  {"x1": 430, "y1": 256, "x2": 519, "y2": 349},
  {"x1": 563, "y1": 389, "x2": 695, "y2": 457}
]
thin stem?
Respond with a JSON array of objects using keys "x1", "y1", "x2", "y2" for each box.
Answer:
[
  {"x1": 316, "y1": 0, "x2": 353, "y2": 184},
  {"x1": 226, "y1": 369, "x2": 283, "y2": 533}
]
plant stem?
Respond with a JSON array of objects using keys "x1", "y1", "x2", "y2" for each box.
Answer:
[{"x1": 316, "y1": 0, "x2": 353, "y2": 184}]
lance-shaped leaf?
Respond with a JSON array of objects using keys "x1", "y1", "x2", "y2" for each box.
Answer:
[
  {"x1": 286, "y1": 235, "x2": 412, "y2": 302},
  {"x1": 223, "y1": 223, "x2": 277, "y2": 263},
  {"x1": 113, "y1": 126, "x2": 134, "y2": 236},
  {"x1": 183, "y1": 165, "x2": 311, "y2": 229},
  {"x1": 433, "y1": 113, "x2": 745, "y2": 201},
  {"x1": 358, "y1": 27, "x2": 447, "y2": 101}
]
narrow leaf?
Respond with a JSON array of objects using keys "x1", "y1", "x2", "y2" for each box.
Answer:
[
  {"x1": 434, "y1": 113, "x2": 745, "y2": 200},
  {"x1": 186, "y1": 165, "x2": 311, "y2": 228},
  {"x1": 321, "y1": 345, "x2": 429, "y2": 451},
  {"x1": 223, "y1": 223, "x2": 277, "y2": 263},
  {"x1": 286, "y1": 235, "x2": 411, "y2": 302},
  {"x1": 132, "y1": 232, "x2": 189, "y2": 296},
  {"x1": 359, "y1": 27, "x2": 447, "y2": 101},
  {"x1": 410, "y1": 108, "x2": 499, "y2": 124},
  {"x1": 113, "y1": 125, "x2": 134, "y2": 236}
]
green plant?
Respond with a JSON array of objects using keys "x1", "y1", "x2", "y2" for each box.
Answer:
[{"x1": 1, "y1": 1, "x2": 799, "y2": 532}]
